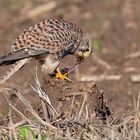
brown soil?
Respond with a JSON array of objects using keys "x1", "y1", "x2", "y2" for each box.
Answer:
[{"x1": 0, "y1": 0, "x2": 140, "y2": 130}]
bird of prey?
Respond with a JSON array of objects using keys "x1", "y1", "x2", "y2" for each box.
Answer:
[{"x1": 0, "y1": 19, "x2": 92, "y2": 84}]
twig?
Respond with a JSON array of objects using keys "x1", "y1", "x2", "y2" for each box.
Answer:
[
  {"x1": 126, "y1": 51, "x2": 140, "y2": 59},
  {"x1": 27, "y1": 1, "x2": 56, "y2": 18},
  {"x1": 5, "y1": 88, "x2": 57, "y2": 131},
  {"x1": 131, "y1": 74, "x2": 140, "y2": 82},
  {"x1": 2, "y1": 92, "x2": 32, "y2": 125},
  {"x1": 124, "y1": 67, "x2": 137, "y2": 73},
  {"x1": 12, "y1": 120, "x2": 28, "y2": 128},
  {"x1": 29, "y1": 67, "x2": 59, "y2": 120},
  {"x1": 80, "y1": 74, "x2": 122, "y2": 82},
  {"x1": 85, "y1": 105, "x2": 89, "y2": 120},
  {"x1": 77, "y1": 93, "x2": 87, "y2": 120},
  {"x1": 8, "y1": 106, "x2": 18, "y2": 140},
  {"x1": 69, "y1": 95, "x2": 76, "y2": 117}
]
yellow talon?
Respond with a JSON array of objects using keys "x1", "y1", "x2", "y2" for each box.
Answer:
[{"x1": 55, "y1": 67, "x2": 71, "y2": 81}]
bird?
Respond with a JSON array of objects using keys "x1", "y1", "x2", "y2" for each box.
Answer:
[{"x1": 0, "y1": 19, "x2": 92, "y2": 84}]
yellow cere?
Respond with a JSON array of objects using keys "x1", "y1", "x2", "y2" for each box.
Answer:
[{"x1": 83, "y1": 47, "x2": 92, "y2": 59}]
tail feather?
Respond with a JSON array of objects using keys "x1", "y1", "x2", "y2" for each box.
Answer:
[
  {"x1": 0, "y1": 59, "x2": 18, "y2": 66},
  {"x1": 0, "y1": 51, "x2": 26, "y2": 66},
  {"x1": 0, "y1": 52, "x2": 18, "y2": 66},
  {"x1": 0, "y1": 58, "x2": 30, "y2": 84},
  {"x1": 0, "y1": 49, "x2": 48, "y2": 66}
]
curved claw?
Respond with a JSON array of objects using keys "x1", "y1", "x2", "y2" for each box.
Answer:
[{"x1": 55, "y1": 67, "x2": 71, "y2": 81}]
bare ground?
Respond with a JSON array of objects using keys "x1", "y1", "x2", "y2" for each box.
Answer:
[{"x1": 0, "y1": 0, "x2": 140, "y2": 139}]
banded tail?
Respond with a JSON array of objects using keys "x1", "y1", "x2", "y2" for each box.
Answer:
[
  {"x1": 0, "y1": 48, "x2": 36, "y2": 84},
  {"x1": 0, "y1": 58, "x2": 30, "y2": 84}
]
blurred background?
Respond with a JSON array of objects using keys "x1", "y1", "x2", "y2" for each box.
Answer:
[{"x1": 0, "y1": 0, "x2": 140, "y2": 117}]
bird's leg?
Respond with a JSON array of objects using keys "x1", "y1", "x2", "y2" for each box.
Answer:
[{"x1": 55, "y1": 67, "x2": 71, "y2": 81}]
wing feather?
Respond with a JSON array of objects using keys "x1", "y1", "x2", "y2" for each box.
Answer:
[
  {"x1": 0, "y1": 48, "x2": 49, "y2": 65},
  {"x1": 0, "y1": 19, "x2": 83, "y2": 66}
]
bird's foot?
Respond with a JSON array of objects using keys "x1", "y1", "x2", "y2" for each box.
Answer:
[{"x1": 55, "y1": 67, "x2": 71, "y2": 81}]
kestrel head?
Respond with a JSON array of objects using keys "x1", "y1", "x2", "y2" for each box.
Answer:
[{"x1": 74, "y1": 34, "x2": 92, "y2": 64}]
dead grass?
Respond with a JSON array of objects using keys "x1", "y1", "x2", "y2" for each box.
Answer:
[
  {"x1": 0, "y1": 0, "x2": 140, "y2": 139},
  {"x1": 0, "y1": 70, "x2": 140, "y2": 140}
]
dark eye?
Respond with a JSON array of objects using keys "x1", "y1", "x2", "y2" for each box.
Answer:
[{"x1": 85, "y1": 48, "x2": 89, "y2": 52}]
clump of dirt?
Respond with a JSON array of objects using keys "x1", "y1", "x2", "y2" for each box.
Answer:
[
  {"x1": 43, "y1": 78, "x2": 111, "y2": 120},
  {"x1": 0, "y1": 78, "x2": 111, "y2": 127}
]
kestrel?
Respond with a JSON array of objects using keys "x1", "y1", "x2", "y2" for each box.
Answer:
[{"x1": 0, "y1": 19, "x2": 92, "y2": 84}]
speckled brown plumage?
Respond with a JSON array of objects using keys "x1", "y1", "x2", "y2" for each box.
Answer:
[
  {"x1": 12, "y1": 19, "x2": 83, "y2": 54},
  {"x1": 0, "y1": 19, "x2": 91, "y2": 84}
]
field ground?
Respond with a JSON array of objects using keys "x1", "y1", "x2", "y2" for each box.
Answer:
[{"x1": 0, "y1": 0, "x2": 140, "y2": 139}]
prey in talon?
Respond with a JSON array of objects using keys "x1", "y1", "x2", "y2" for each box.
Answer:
[
  {"x1": 55, "y1": 67, "x2": 70, "y2": 81},
  {"x1": 53, "y1": 64, "x2": 77, "y2": 81}
]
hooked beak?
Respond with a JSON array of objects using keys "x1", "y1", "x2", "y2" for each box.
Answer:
[{"x1": 76, "y1": 47, "x2": 92, "y2": 64}]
